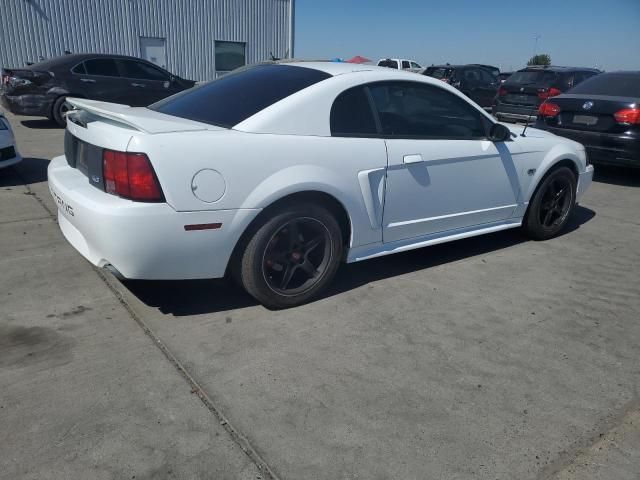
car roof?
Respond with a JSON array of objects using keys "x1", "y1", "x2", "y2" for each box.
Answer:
[
  {"x1": 518, "y1": 65, "x2": 601, "y2": 73},
  {"x1": 233, "y1": 62, "x2": 497, "y2": 136},
  {"x1": 24, "y1": 53, "x2": 152, "y2": 70},
  {"x1": 279, "y1": 60, "x2": 387, "y2": 76}
]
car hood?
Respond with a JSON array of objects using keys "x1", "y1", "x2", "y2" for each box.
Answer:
[{"x1": 503, "y1": 123, "x2": 556, "y2": 138}]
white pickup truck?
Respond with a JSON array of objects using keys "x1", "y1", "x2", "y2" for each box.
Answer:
[{"x1": 377, "y1": 58, "x2": 422, "y2": 73}]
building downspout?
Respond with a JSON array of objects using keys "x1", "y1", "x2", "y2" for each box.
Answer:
[{"x1": 288, "y1": 0, "x2": 295, "y2": 58}]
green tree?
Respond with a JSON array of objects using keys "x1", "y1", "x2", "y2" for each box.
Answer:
[{"x1": 527, "y1": 54, "x2": 552, "y2": 66}]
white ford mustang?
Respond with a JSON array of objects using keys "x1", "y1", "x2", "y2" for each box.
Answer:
[{"x1": 48, "y1": 62, "x2": 593, "y2": 308}]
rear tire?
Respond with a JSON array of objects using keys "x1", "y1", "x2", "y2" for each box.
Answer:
[
  {"x1": 52, "y1": 96, "x2": 70, "y2": 127},
  {"x1": 522, "y1": 166, "x2": 577, "y2": 240},
  {"x1": 237, "y1": 203, "x2": 343, "y2": 309}
]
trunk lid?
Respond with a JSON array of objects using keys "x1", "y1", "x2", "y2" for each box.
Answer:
[
  {"x1": 1, "y1": 67, "x2": 53, "y2": 93},
  {"x1": 63, "y1": 98, "x2": 223, "y2": 192},
  {"x1": 540, "y1": 94, "x2": 639, "y2": 133}
]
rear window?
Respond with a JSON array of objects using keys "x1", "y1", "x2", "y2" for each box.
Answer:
[
  {"x1": 426, "y1": 68, "x2": 453, "y2": 80},
  {"x1": 507, "y1": 70, "x2": 557, "y2": 85},
  {"x1": 378, "y1": 60, "x2": 399, "y2": 69},
  {"x1": 568, "y1": 73, "x2": 640, "y2": 97},
  {"x1": 150, "y1": 64, "x2": 331, "y2": 128}
]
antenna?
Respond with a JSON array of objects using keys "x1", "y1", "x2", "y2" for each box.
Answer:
[{"x1": 521, "y1": 104, "x2": 538, "y2": 137}]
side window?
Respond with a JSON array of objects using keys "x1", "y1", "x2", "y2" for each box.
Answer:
[
  {"x1": 564, "y1": 73, "x2": 576, "y2": 89},
  {"x1": 401, "y1": 60, "x2": 410, "y2": 69},
  {"x1": 463, "y1": 68, "x2": 480, "y2": 84},
  {"x1": 119, "y1": 60, "x2": 168, "y2": 81},
  {"x1": 84, "y1": 58, "x2": 120, "y2": 77},
  {"x1": 330, "y1": 86, "x2": 378, "y2": 137},
  {"x1": 368, "y1": 82, "x2": 487, "y2": 139},
  {"x1": 476, "y1": 68, "x2": 495, "y2": 84},
  {"x1": 71, "y1": 62, "x2": 86, "y2": 74},
  {"x1": 410, "y1": 62, "x2": 421, "y2": 69}
]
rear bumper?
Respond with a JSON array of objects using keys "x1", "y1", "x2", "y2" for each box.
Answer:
[
  {"x1": 48, "y1": 155, "x2": 260, "y2": 280},
  {"x1": 493, "y1": 103, "x2": 538, "y2": 123},
  {"x1": 540, "y1": 126, "x2": 639, "y2": 168},
  {"x1": 0, "y1": 92, "x2": 53, "y2": 117}
]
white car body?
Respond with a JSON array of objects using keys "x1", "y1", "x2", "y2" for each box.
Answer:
[
  {"x1": 0, "y1": 112, "x2": 21, "y2": 169},
  {"x1": 48, "y1": 62, "x2": 593, "y2": 282},
  {"x1": 377, "y1": 58, "x2": 423, "y2": 73}
]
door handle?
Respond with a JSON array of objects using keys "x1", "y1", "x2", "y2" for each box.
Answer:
[
  {"x1": 80, "y1": 78, "x2": 96, "y2": 83},
  {"x1": 403, "y1": 154, "x2": 424, "y2": 164},
  {"x1": 131, "y1": 83, "x2": 146, "y2": 88}
]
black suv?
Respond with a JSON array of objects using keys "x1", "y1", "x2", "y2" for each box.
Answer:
[
  {"x1": 493, "y1": 66, "x2": 601, "y2": 123},
  {"x1": 422, "y1": 64, "x2": 499, "y2": 108},
  {"x1": 1, "y1": 53, "x2": 195, "y2": 126}
]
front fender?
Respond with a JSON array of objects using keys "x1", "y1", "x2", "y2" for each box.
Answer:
[{"x1": 524, "y1": 143, "x2": 584, "y2": 203}]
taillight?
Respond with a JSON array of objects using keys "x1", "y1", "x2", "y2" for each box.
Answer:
[
  {"x1": 613, "y1": 108, "x2": 640, "y2": 125},
  {"x1": 539, "y1": 102, "x2": 561, "y2": 117},
  {"x1": 102, "y1": 150, "x2": 163, "y2": 202},
  {"x1": 498, "y1": 86, "x2": 508, "y2": 97},
  {"x1": 538, "y1": 87, "x2": 562, "y2": 99}
]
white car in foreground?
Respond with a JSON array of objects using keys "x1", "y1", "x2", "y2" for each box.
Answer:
[
  {"x1": 0, "y1": 111, "x2": 21, "y2": 169},
  {"x1": 48, "y1": 62, "x2": 593, "y2": 308}
]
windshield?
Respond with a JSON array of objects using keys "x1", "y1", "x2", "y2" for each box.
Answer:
[
  {"x1": 568, "y1": 73, "x2": 640, "y2": 97},
  {"x1": 150, "y1": 64, "x2": 332, "y2": 127}
]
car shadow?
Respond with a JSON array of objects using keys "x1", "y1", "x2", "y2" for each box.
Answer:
[
  {"x1": 0, "y1": 158, "x2": 50, "y2": 187},
  {"x1": 20, "y1": 118, "x2": 60, "y2": 129},
  {"x1": 123, "y1": 206, "x2": 596, "y2": 316},
  {"x1": 593, "y1": 164, "x2": 640, "y2": 187}
]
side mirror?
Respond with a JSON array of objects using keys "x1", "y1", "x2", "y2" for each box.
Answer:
[{"x1": 488, "y1": 123, "x2": 511, "y2": 142}]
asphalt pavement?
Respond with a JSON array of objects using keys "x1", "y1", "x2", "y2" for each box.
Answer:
[{"x1": 1, "y1": 111, "x2": 639, "y2": 480}]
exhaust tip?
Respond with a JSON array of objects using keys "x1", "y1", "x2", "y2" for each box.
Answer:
[{"x1": 104, "y1": 264, "x2": 125, "y2": 280}]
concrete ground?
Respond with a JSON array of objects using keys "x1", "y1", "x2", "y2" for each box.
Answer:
[{"x1": 1, "y1": 111, "x2": 639, "y2": 480}]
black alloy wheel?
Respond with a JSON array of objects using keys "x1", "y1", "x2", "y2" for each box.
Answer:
[
  {"x1": 523, "y1": 166, "x2": 577, "y2": 240},
  {"x1": 238, "y1": 203, "x2": 343, "y2": 309},
  {"x1": 262, "y1": 217, "x2": 332, "y2": 296}
]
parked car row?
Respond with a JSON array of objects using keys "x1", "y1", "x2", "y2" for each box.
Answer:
[
  {"x1": 1, "y1": 52, "x2": 637, "y2": 174},
  {"x1": 1, "y1": 53, "x2": 195, "y2": 126}
]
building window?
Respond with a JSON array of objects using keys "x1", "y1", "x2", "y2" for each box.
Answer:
[{"x1": 215, "y1": 41, "x2": 246, "y2": 74}]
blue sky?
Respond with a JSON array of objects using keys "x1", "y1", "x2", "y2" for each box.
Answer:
[{"x1": 295, "y1": 0, "x2": 640, "y2": 71}]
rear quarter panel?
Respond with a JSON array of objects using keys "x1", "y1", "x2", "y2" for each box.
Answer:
[{"x1": 132, "y1": 130, "x2": 388, "y2": 248}]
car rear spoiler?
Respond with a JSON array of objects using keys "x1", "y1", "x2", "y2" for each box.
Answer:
[{"x1": 65, "y1": 98, "x2": 222, "y2": 134}]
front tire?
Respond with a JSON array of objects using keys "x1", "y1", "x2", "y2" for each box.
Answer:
[
  {"x1": 238, "y1": 203, "x2": 343, "y2": 309},
  {"x1": 522, "y1": 166, "x2": 577, "y2": 240}
]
